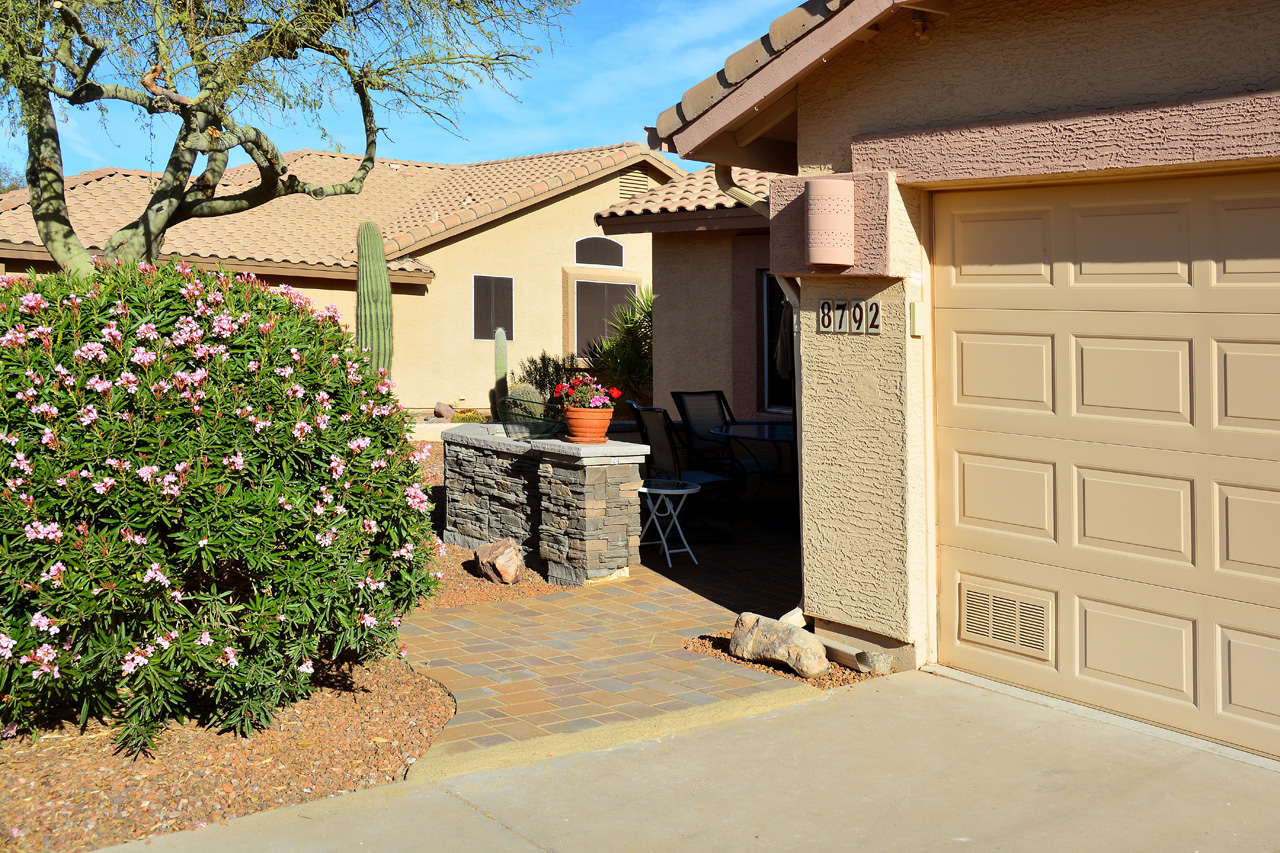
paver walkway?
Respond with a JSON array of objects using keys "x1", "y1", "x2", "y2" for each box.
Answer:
[{"x1": 400, "y1": 514, "x2": 802, "y2": 756}]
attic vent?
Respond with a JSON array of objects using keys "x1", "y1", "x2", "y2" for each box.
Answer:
[
  {"x1": 959, "y1": 578, "x2": 1054, "y2": 662},
  {"x1": 619, "y1": 169, "x2": 651, "y2": 200}
]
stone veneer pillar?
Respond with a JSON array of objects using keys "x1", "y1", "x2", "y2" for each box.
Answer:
[{"x1": 441, "y1": 424, "x2": 647, "y2": 586}]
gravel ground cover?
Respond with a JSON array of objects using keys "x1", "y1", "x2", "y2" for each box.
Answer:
[
  {"x1": 685, "y1": 631, "x2": 881, "y2": 689},
  {"x1": 0, "y1": 660, "x2": 452, "y2": 852}
]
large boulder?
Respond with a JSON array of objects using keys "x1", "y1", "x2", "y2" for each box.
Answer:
[
  {"x1": 730, "y1": 612, "x2": 831, "y2": 679},
  {"x1": 434, "y1": 401, "x2": 456, "y2": 420},
  {"x1": 474, "y1": 538, "x2": 524, "y2": 584}
]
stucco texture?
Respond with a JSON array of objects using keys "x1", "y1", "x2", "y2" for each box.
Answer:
[
  {"x1": 796, "y1": 0, "x2": 1280, "y2": 174},
  {"x1": 652, "y1": 232, "x2": 734, "y2": 414},
  {"x1": 292, "y1": 173, "x2": 653, "y2": 411}
]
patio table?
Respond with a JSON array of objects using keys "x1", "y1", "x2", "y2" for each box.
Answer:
[{"x1": 638, "y1": 479, "x2": 702, "y2": 567}]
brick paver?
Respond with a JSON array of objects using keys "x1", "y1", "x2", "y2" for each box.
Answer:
[{"x1": 401, "y1": 513, "x2": 801, "y2": 753}]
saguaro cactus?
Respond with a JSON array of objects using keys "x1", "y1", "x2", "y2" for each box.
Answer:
[
  {"x1": 355, "y1": 220, "x2": 393, "y2": 375},
  {"x1": 491, "y1": 327, "x2": 509, "y2": 411}
]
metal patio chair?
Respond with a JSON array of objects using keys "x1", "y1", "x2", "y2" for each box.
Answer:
[
  {"x1": 496, "y1": 395, "x2": 567, "y2": 441},
  {"x1": 670, "y1": 390, "x2": 779, "y2": 491}
]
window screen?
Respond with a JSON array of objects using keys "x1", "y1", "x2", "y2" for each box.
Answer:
[
  {"x1": 473, "y1": 275, "x2": 513, "y2": 340},
  {"x1": 576, "y1": 281, "x2": 636, "y2": 355},
  {"x1": 575, "y1": 237, "x2": 624, "y2": 267}
]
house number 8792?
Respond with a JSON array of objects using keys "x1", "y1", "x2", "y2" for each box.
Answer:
[{"x1": 818, "y1": 299, "x2": 881, "y2": 335}]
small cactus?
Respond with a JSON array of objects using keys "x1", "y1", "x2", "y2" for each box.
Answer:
[
  {"x1": 508, "y1": 381, "x2": 540, "y2": 402},
  {"x1": 356, "y1": 220, "x2": 393, "y2": 376}
]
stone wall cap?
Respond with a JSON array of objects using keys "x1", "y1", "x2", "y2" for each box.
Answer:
[
  {"x1": 443, "y1": 425, "x2": 648, "y2": 462},
  {"x1": 528, "y1": 438, "x2": 650, "y2": 460},
  {"x1": 441, "y1": 424, "x2": 540, "y2": 456}
]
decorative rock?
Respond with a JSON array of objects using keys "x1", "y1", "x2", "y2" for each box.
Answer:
[
  {"x1": 778, "y1": 606, "x2": 808, "y2": 628},
  {"x1": 855, "y1": 651, "x2": 895, "y2": 675},
  {"x1": 434, "y1": 402, "x2": 456, "y2": 420},
  {"x1": 474, "y1": 538, "x2": 523, "y2": 584},
  {"x1": 730, "y1": 612, "x2": 831, "y2": 679}
]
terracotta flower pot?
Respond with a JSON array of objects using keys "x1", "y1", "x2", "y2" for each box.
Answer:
[{"x1": 563, "y1": 406, "x2": 612, "y2": 444}]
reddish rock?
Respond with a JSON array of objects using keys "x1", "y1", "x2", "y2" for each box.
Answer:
[
  {"x1": 729, "y1": 612, "x2": 831, "y2": 679},
  {"x1": 474, "y1": 538, "x2": 523, "y2": 584},
  {"x1": 434, "y1": 402, "x2": 456, "y2": 420}
]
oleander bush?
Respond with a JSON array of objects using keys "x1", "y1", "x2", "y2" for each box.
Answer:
[{"x1": 0, "y1": 261, "x2": 441, "y2": 750}]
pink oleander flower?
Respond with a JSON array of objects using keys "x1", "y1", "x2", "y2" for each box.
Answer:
[
  {"x1": 298, "y1": 660, "x2": 314, "y2": 674},
  {"x1": 358, "y1": 613, "x2": 378, "y2": 628},
  {"x1": 170, "y1": 589, "x2": 183, "y2": 603},
  {"x1": 221, "y1": 647, "x2": 238, "y2": 668},
  {"x1": 136, "y1": 322, "x2": 159, "y2": 341},
  {"x1": 9, "y1": 452, "x2": 32, "y2": 474},
  {"x1": 39, "y1": 561, "x2": 65, "y2": 587},
  {"x1": 357, "y1": 574, "x2": 386, "y2": 591},
  {"x1": 248, "y1": 360, "x2": 260, "y2": 372},
  {"x1": 122, "y1": 529, "x2": 148, "y2": 545},
  {"x1": 138, "y1": 465, "x2": 159, "y2": 482},
  {"x1": 275, "y1": 365, "x2": 295, "y2": 378},
  {"x1": 292, "y1": 421, "x2": 312, "y2": 440},
  {"x1": 284, "y1": 382, "x2": 304, "y2": 399},
  {"x1": 391, "y1": 616, "x2": 401, "y2": 627},
  {"x1": 433, "y1": 535, "x2": 447, "y2": 557},
  {"x1": 30, "y1": 611, "x2": 58, "y2": 635},
  {"x1": 361, "y1": 518, "x2": 378, "y2": 534},
  {"x1": 142, "y1": 563, "x2": 170, "y2": 587},
  {"x1": 431, "y1": 571, "x2": 445, "y2": 581},
  {"x1": 222, "y1": 450, "x2": 245, "y2": 471},
  {"x1": 278, "y1": 496, "x2": 294, "y2": 510},
  {"x1": 315, "y1": 304, "x2": 342, "y2": 323},
  {"x1": 328, "y1": 455, "x2": 346, "y2": 480},
  {"x1": 19, "y1": 291, "x2": 49, "y2": 314},
  {"x1": 115, "y1": 371, "x2": 139, "y2": 394},
  {"x1": 91, "y1": 477, "x2": 116, "y2": 495},
  {"x1": 0, "y1": 634, "x2": 15, "y2": 660},
  {"x1": 78, "y1": 405, "x2": 99, "y2": 426},
  {"x1": 348, "y1": 436, "x2": 371, "y2": 453},
  {"x1": 404, "y1": 483, "x2": 431, "y2": 513},
  {"x1": 121, "y1": 647, "x2": 150, "y2": 675},
  {"x1": 197, "y1": 537, "x2": 208, "y2": 547},
  {"x1": 100, "y1": 321, "x2": 123, "y2": 344},
  {"x1": 410, "y1": 444, "x2": 432, "y2": 464},
  {"x1": 87, "y1": 375, "x2": 113, "y2": 393},
  {"x1": 314, "y1": 413, "x2": 330, "y2": 431},
  {"x1": 315, "y1": 528, "x2": 337, "y2": 547},
  {"x1": 391, "y1": 543, "x2": 414, "y2": 560},
  {"x1": 197, "y1": 632, "x2": 212, "y2": 646},
  {"x1": 370, "y1": 458, "x2": 387, "y2": 470},
  {"x1": 130, "y1": 347, "x2": 157, "y2": 367},
  {"x1": 25, "y1": 521, "x2": 62, "y2": 541},
  {"x1": 317, "y1": 391, "x2": 333, "y2": 410},
  {"x1": 74, "y1": 341, "x2": 108, "y2": 362},
  {"x1": 250, "y1": 416, "x2": 272, "y2": 433}
]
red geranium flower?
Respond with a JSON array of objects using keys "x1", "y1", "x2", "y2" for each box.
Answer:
[{"x1": 608, "y1": 388, "x2": 621, "y2": 399}]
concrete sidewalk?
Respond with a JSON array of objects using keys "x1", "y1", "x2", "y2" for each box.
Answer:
[{"x1": 106, "y1": 670, "x2": 1280, "y2": 852}]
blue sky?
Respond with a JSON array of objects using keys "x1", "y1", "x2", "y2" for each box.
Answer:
[{"x1": 2, "y1": 0, "x2": 794, "y2": 177}]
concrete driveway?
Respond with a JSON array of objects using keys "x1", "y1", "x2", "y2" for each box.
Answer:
[{"x1": 106, "y1": 669, "x2": 1280, "y2": 852}]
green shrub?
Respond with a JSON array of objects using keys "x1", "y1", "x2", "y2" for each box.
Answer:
[
  {"x1": 588, "y1": 289, "x2": 652, "y2": 405},
  {"x1": 513, "y1": 351, "x2": 579, "y2": 399},
  {"x1": 450, "y1": 410, "x2": 484, "y2": 424},
  {"x1": 0, "y1": 261, "x2": 440, "y2": 750},
  {"x1": 507, "y1": 382, "x2": 542, "y2": 402}
]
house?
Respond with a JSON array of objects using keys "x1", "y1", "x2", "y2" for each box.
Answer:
[
  {"x1": 597, "y1": 166, "x2": 788, "y2": 418},
  {"x1": 0, "y1": 144, "x2": 682, "y2": 411},
  {"x1": 648, "y1": 0, "x2": 1280, "y2": 760}
]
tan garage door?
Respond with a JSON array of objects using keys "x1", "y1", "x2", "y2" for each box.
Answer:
[{"x1": 934, "y1": 172, "x2": 1280, "y2": 758}]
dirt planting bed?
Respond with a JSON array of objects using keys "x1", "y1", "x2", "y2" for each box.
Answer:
[
  {"x1": 685, "y1": 631, "x2": 882, "y2": 689},
  {"x1": 0, "y1": 660, "x2": 452, "y2": 852}
]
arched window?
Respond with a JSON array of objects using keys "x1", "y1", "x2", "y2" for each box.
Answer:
[{"x1": 575, "y1": 236, "x2": 624, "y2": 267}]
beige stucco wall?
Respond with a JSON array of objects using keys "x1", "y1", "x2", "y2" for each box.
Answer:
[
  {"x1": 652, "y1": 232, "x2": 734, "y2": 414},
  {"x1": 796, "y1": 0, "x2": 1280, "y2": 174},
  {"x1": 292, "y1": 172, "x2": 653, "y2": 412}
]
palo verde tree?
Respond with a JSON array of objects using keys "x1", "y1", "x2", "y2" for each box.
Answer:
[{"x1": 0, "y1": 0, "x2": 572, "y2": 273}]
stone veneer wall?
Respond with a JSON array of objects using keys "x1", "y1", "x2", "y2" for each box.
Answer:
[{"x1": 442, "y1": 424, "x2": 646, "y2": 586}]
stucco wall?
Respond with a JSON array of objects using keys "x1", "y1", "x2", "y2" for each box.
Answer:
[
  {"x1": 797, "y1": 0, "x2": 1280, "y2": 174},
  {"x1": 292, "y1": 172, "x2": 653, "y2": 412},
  {"x1": 652, "y1": 231, "x2": 734, "y2": 414}
]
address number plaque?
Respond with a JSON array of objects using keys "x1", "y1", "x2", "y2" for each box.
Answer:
[{"x1": 817, "y1": 299, "x2": 881, "y2": 335}]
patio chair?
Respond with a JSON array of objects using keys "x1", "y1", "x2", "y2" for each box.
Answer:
[
  {"x1": 496, "y1": 395, "x2": 567, "y2": 441},
  {"x1": 670, "y1": 390, "x2": 779, "y2": 489},
  {"x1": 629, "y1": 404, "x2": 731, "y2": 491}
]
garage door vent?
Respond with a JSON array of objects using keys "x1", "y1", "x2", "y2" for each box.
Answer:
[{"x1": 959, "y1": 578, "x2": 1054, "y2": 663}]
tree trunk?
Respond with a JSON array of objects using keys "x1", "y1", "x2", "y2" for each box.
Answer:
[{"x1": 19, "y1": 84, "x2": 93, "y2": 274}]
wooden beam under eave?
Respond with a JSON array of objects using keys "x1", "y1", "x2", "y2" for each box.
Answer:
[
  {"x1": 734, "y1": 89, "x2": 798, "y2": 149},
  {"x1": 899, "y1": 0, "x2": 952, "y2": 15},
  {"x1": 687, "y1": 133, "x2": 798, "y2": 174}
]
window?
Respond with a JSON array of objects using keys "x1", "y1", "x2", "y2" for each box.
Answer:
[
  {"x1": 762, "y1": 273, "x2": 794, "y2": 412},
  {"x1": 575, "y1": 236, "x2": 624, "y2": 267},
  {"x1": 576, "y1": 280, "x2": 636, "y2": 355},
  {"x1": 473, "y1": 275, "x2": 513, "y2": 340}
]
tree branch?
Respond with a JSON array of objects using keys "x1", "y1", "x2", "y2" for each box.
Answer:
[{"x1": 16, "y1": 82, "x2": 93, "y2": 273}]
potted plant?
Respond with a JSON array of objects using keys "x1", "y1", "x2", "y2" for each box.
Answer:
[{"x1": 553, "y1": 376, "x2": 622, "y2": 444}]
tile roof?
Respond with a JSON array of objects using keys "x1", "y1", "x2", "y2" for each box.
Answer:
[
  {"x1": 653, "y1": 0, "x2": 858, "y2": 143},
  {"x1": 597, "y1": 166, "x2": 778, "y2": 219},
  {"x1": 0, "y1": 144, "x2": 681, "y2": 276}
]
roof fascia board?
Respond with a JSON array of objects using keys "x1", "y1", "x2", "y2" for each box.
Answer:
[
  {"x1": 385, "y1": 152, "x2": 682, "y2": 258},
  {"x1": 0, "y1": 242, "x2": 435, "y2": 284},
  {"x1": 671, "y1": 0, "x2": 897, "y2": 164},
  {"x1": 597, "y1": 208, "x2": 768, "y2": 235}
]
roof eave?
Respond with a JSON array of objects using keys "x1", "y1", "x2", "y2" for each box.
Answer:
[
  {"x1": 597, "y1": 207, "x2": 770, "y2": 235},
  {"x1": 654, "y1": 0, "x2": 923, "y2": 172}
]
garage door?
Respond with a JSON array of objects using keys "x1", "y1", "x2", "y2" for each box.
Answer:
[{"x1": 934, "y1": 172, "x2": 1280, "y2": 758}]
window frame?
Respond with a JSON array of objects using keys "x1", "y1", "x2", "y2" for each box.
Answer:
[
  {"x1": 574, "y1": 278, "x2": 638, "y2": 356},
  {"x1": 574, "y1": 236, "x2": 626, "y2": 268},
  {"x1": 471, "y1": 273, "x2": 515, "y2": 342},
  {"x1": 761, "y1": 272, "x2": 794, "y2": 414}
]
